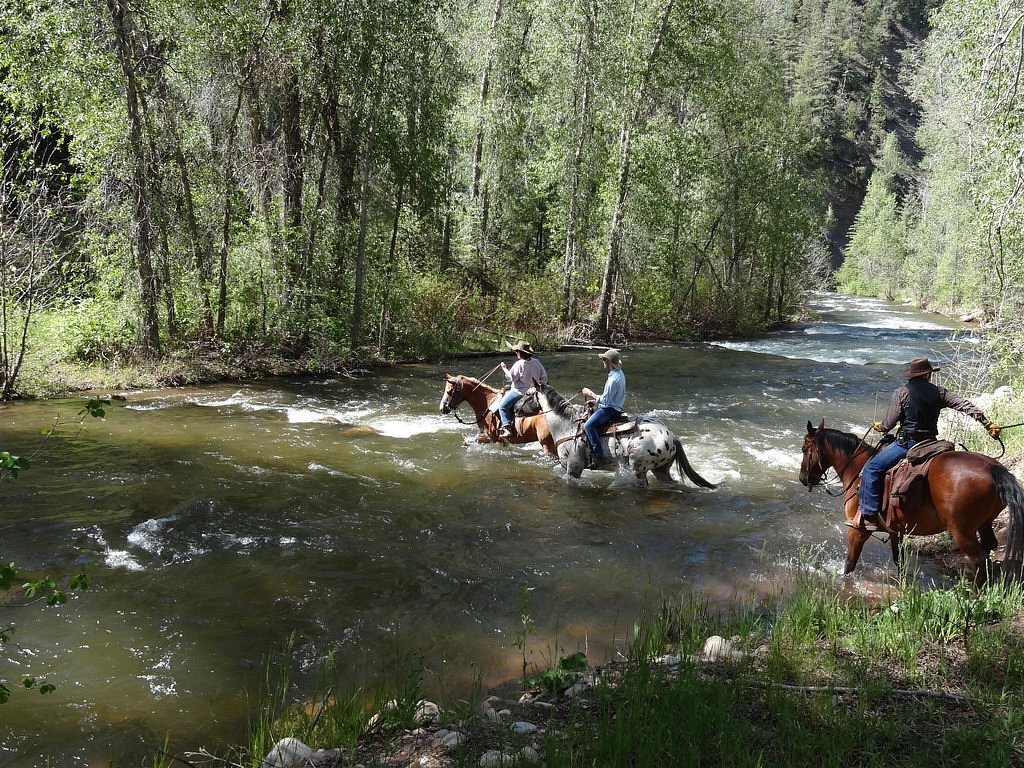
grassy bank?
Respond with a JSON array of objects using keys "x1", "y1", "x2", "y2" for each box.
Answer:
[{"x1": 162, "y1": 564, "x2": 1024, "y2": 768}]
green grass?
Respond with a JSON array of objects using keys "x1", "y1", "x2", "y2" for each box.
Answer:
[{"x1": 538, "y1": 571, "x2": 1024, "y2": 767}]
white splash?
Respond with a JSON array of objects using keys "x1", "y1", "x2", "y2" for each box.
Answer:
[
  {"x1": 287, "y1": 407, "x2": 374, "y2": 423},
  {"x1": 372, "y1": 416, "x2": 463, "y2": 438},
  {"x1": 741, "y1": 445, "x2": 803, "y2": 470}
]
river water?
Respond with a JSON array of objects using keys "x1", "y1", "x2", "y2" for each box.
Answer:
[{"x1": 0, "y1": 293, "x2": 981, "y2": 766}]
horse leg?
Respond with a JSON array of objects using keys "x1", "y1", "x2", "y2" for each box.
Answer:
[
  {"x1": 979, "y1": 521, "x2": 998, "y2": 555},
  {"x1": 652, "y1": 468, "x2": 675, "y2": 484},
  {"x1": 948, "y1": 525, "x2": 988, "y2": 586},
  {"x1": 843, "y1": 527, "x2": 871, "y2": 574}
]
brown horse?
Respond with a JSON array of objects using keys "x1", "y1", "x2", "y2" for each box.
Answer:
[
  {"x1": 438, "y1": 374, "x2": 556, "y2": 456},
  {"x1": 800, "y1": 419, "x2": 1024, "y2": 582}
]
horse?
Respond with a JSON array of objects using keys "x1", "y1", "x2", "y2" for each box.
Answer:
[
  {"x1": 799, "y1": 419, "x2": 1024, "y2": 582},
  {"x1": 525, "y1": 381, "x2": 716, "y2": 488},
  {"x1": 438, "y1": 374, "x2": 556, "y2": 456}
]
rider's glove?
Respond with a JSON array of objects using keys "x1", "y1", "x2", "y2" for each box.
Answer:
[
  {"x1": 872, "y1": 421, "x2": 885, "y2": 432},
  {"x1": 986, "y1": 421, "x2": 1002, "y2": 439}
]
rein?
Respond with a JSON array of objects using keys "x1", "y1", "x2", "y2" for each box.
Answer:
[{"x1": 478, "y1": 363, "x2": 502, "y2": 384}]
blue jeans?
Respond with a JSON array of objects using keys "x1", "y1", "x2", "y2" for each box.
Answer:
[
  {"x1": 584, "y1": 406, "x2": 620, "y2": 459},
  {"x1": 498, "y1": 390, "x2": 521, "y2": 427},
  {"x1": 858, "y1": 439, "x2": 915, "y2": 518}
]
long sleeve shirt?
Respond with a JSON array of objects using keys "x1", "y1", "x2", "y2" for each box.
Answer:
[
  {"x1": 505, "y1": 357, "x2": 548, "y2": 395},
  {"x1": 596, "y1": 369, "x2": 626, "y2": 411}
]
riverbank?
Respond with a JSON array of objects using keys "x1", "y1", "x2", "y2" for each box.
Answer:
[{"x1": 238, "y1": 560, "x2": 1024, "y2": 768}]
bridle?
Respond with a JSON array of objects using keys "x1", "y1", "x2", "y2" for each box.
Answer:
[
  {"x1": 440, "y1": 377, "x2": 477, "y2": 424},
  {"x1": 803, "y1": 429, "x2": 873, "y2": 500},
  {"x1": 802, "y1": 436, "x2": 834, "y2": 490}
]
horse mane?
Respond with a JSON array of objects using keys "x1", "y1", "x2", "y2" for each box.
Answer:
[
  {"x1": 456, "y1": 375, "x2": 498, "y2": 394},
  {"x1": 820, "y1": 428, "x2": 869, "y2": 456},
  {"x1": 538, "y1": 383, "x2": 578, "y2": 421}
]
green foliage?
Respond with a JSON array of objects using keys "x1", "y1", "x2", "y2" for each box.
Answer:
[
  {"x1": 526, "y1": 651, "x2": 589, "y2": 696},
  {"x1": 838, "y1": 0, "x2": 1024, "y2": 386},
  {"x1": 0, "y1": 0, "x2": 841, "y2": 381},
  {"x1": 513, "y1": 585, "x2": 537, "y2": 688},
  {"x1": 45, "y1": 297, "x2": 138, "y2": 365},
  {"x1": 0, "y1": 451, "x2": 30, "y2": 477}
]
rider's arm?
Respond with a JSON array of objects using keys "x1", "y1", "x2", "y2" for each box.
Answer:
[
  {"x1": 938, "y1": 386, "x2": 989, "y2": 424},
  {"x1": 878, "y1": 387, "x2": 905, "y2": 433}
]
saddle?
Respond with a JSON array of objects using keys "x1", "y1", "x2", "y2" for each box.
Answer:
[
  {"x1": 599, "y1": 412, "x2": 636, "y2": 436},
  {"x1": 881, "y1": 439, "x2": 955, "y2": 530},
  {"x1": 581, "y1": 401, "x2": 635, "y2": 436}
]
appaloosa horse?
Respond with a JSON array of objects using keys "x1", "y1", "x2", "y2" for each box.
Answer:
[
  {"x1": 527, "y1": 381, "x2": 715, "y2": 488},
  {"x1": 800, "y1": 419, "x2": 1024, "y2": 582},
  {"x1": 438, "y1": 374, "x2": 555, "y2": 456}
]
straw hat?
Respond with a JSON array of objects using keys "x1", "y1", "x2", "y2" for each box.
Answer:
[
  {"x1": 904, "y1": 357, "x2": 940, "y2": 378},
  {"x1": 599, "y1": 348, "x2": 622, "y2": 367},
  {"x1": 510, "y1": 340, "x2": 534, "y2": 355}
]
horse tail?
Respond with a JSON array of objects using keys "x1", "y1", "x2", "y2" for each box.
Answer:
[
  {"x1": 673, "y1": 437, "x2": 716, "y2": 489},
  {"x1": 993, "y1": 464, "x2": 1024, "y2": 579}
]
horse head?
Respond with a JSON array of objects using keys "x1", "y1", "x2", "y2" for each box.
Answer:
[
  {"x1": 439, "y1": 374, "x2": 463, "y2": 414},
  {"x1": 799, "y1": 419, "x2": 829, "y2": 489}
]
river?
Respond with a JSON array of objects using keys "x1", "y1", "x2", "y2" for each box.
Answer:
[{"x1": 0, "y1": 292, "x2": 981, "y2": 766}]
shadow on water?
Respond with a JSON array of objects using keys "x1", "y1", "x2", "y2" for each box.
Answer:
[{"x1": 0, "y1": 293, "x2": 980, "y2": 766}]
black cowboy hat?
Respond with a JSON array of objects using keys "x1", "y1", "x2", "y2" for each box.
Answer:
[{"x1": 904, "y1": 357, "x2": 940, "y2": 378}]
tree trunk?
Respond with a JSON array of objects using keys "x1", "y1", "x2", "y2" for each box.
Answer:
[
  {"x1": 562, "y1": 0, "x2": 596, "y2": 324},
  {"x1": 378, "y1": 183, "x2": 405, "y2": 349},
  {"x1": 471, "y1": 0, "x2": 504, "y2": 201},
  {"x1": 352, "y1": 54, "x2": 388, "y2": 350},
  {"x1": 594, "y1": 0, "x2": 676, "y2": 340},
  {"x1": 281, "y1": 67, "x2": 304, "y2": 314},
  {"x1": 217, "y1": 89, "x2": 244, "y2": 336},
  {"x1": 107, "y1": 0, "x2": 161, "y2": 355}
]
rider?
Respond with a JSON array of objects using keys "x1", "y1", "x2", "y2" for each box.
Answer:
[
  {"x1": 580, "y1": 349, "x2": 626, "y2": 465},
  {"x1": 856, "y1": 357, "x2": 1001, "y2": 532},
  {"x1": 498, "y1": 341, "x2": 548, "y2": 438}
]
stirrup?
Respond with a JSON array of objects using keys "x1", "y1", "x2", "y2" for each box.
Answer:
[{"x1": 845, "y1": 515, "x2": 886, "y2": 533}]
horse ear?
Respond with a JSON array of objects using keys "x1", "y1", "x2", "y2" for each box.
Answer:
[
  {"x1": 806, "y1": 420, "x2": 815, "y2": 435},
  {"x1": 817, "y1": 419, "x2": 825, "y2": 431}
]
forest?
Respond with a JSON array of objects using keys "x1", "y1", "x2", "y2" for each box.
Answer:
[{"x1": 0, "y1": 0, "x2": 1021, "y2": 398}]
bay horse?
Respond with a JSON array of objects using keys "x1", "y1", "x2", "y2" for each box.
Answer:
[
  {"x1": 527, "y1": 381, "x2": 715, "y2": 488},
  {"x1": 800, "y1": 419, "x2": 1024, "y2": 582},
  {"x1": 438, "y1": 374, "x2": 556, "y2": 456}
]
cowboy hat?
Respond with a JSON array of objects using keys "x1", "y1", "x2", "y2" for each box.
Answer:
[
  {"x1": 904, "y1": 357, "x2": 940, "y2": 378},
  {"x1": 599, "y1": 348, "x2": 622, "y2": 367},
  {"x1": 510, "y1": 340, "x2": 534, "y2": 355}
]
